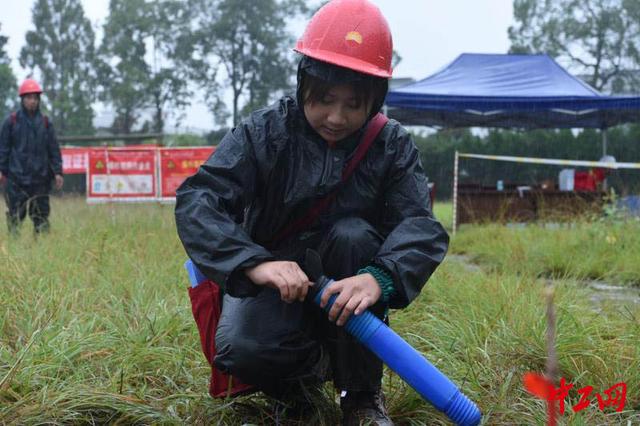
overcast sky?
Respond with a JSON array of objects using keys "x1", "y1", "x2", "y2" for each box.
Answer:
[{"x1": 0, "y1": 0, "x2": 514, "y2": 131}]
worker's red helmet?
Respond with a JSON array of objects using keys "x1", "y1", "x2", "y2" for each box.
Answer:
[
  {"x1": 18, "y1": 78, "x2": 43, "y2": 96},
  {"x1": 294, "y1": 0, "x2": 393, "y2": 78}
]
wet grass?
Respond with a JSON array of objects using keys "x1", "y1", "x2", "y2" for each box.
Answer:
[
  {"x1": 0, "y1": 198, "x2": 638, "y2": 424},
  {"x1": 450, "y1": 216, "x2": 640, "y2": 286}
]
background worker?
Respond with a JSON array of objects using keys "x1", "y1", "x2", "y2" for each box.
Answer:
[{"x1": 0, "y1": 78, "x2": 63, "y2": 235}]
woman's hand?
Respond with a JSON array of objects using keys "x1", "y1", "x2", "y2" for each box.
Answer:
[
  {"x1": 245, "y1": 261, "x2": 313, "y2": 303},
  {"x1": 319, "y1": 273, "x2": 381, "y2": 326}
]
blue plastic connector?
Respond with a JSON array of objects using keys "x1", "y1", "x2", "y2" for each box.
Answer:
[{"x1": 185, "y1": 259, "x2": 207, "y2": 288}]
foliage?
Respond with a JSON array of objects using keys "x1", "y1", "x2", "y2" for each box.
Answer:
[
  {"x1": 0, "y1": 65, "x2": 16, "y2": 120},
  {"x1": 99, "y1": 0, "x2": 190, "y2": 135},
  {"x1": 414, "y1": 124, "x2": 640, "y2": 200},
  {"x1": 0, "y1": 26, "x2": 10, "y2": 64},
  {"x1": 19, "y1": 0, "x2": 96, "y2": 136},
  {"x1": 0, "y1": 24, "x2": 17, "y2": 120},
  {"x1": 163, "y1": 133, "x2": 209, "y2": 147},
  {"x1": 180, "y1": 0, "x2": 311, "y2": 126},
  {"x1": 145, "y1": 1, "x2": 191, "y2": 133},
  {"x1": 508, "y1": 0, "x2": 640, "y2": 93},
  {"x1": 98, "y1": 0, "x2": 150, "y2": 134},
  {"x1": 205, "y1": 127, "x2": 231, "y2": 146}
]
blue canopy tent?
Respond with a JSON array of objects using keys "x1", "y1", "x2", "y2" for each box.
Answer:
[{"x1": 385, "y1": 53, "x2": 640, "y2": 132}]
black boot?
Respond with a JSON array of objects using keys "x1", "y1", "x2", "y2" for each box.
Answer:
[
  {"x1": 341, "y1": 390, "x2": 393, "y2": 426},
  {"x1": 33, "y1": 218, "x2": 50, "y2": 235},
  {"x1": 272, "y1": 383, "x2": 339, "y2": 424},
  {"x1": 6, "y1": 212, "x2": 19, "y2": 236}
]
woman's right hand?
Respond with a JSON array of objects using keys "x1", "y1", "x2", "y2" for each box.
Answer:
[{"x1": 245, "y1": 261, "x2": 313, "y2": 303}]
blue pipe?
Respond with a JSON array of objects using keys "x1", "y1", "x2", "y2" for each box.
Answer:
[{"x1": 315, "y1": 278, "x2": 481, "y2": 426}]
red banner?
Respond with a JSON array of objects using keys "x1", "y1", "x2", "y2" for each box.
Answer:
[
  {"x1": 61, "y1": 145, "x2": 158, "y2": 174},
  {"x1": 61, "y1": 147, "x2": 90, "y2": 174},
  {"x1": 159, "y1": 147, "x2": 215, "y2": 199},
  {"x1": 87, "y1": 149, "x2": 157, "y2": 202}
]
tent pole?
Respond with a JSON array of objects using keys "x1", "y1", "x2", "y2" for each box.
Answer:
[
  {"x1": 601, "y1": 128, "x2": 609, "y2": 191},
  {"x1": 105, "y1": 146, "x2": 116, "y2": 224},
  {"x1": 452, "y1": 151, "x2": 459, "y2": 235}
]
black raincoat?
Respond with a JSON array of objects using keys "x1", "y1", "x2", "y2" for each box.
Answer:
[
  {"x1": 175, "y1": 96, "x2": 449, "y2": 309},
  {"x1": 0, "y1": 108, "x2": 62, "y2": 186}
]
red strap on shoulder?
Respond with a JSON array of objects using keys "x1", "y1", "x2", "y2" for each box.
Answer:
[
  {"x1": 342, "y1": 113, "x2": 388, "y2": 180},
  {"x1": 272, "y1": 113, "x2": 389, "y2": 244},
  {"x1": 9, "y1": 112, "x2": 48, "y2": 128}
]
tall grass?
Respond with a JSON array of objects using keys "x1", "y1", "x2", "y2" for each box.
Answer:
[
  {"x1": 432, "y1": 202, "x2": 453, "y2": 230},
  {"x1": 451, "y1": 220, "x2": 640, "y2": 286},
  {"x1": 0, "y1": 198, "x2": 638, "y2": 424}
]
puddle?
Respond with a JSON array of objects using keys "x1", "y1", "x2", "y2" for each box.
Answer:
[
  {"x1": 504, "y1": 222, "x2": 580, "y2": 230},
  {"x1": 545, "y1": 278, "x2": 640, "y2": 312},
  {"x1": 587, "y1": 280, "x2": 640, "y2": 309}
]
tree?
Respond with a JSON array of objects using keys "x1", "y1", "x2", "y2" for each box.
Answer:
[
  {"x1": 98, "y1": 0, "x2": 150, "y2": 134},
  {"x1": 146, "y1": 1, "x2": 191, "y2": 133},
  {"x1": 181, "y1": 0, "x2": 310, "y2": 126},
  {"x1": 99, "y1": 0, "x2": 190, "y2": 134},
  {"x1": 0, "y1": 24, "x2": 17, "y2": 119},
  {"x1": 622, "y1": 0, "x2": 640, "y2": 91},
  {"x1": 508, "y1": 0, "x2": 640, "y2": 93},
  {"x1": 20, "y1": 0, "x2": 96, "y2": 135}
]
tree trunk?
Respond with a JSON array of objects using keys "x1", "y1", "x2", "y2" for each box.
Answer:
[{"x1": 154, "y1": 91, "x2": 164, "y2": 134}]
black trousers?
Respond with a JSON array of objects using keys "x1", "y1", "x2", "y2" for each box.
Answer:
[
  {"x1": 214, "y1": 217, "x2": 387, "y2": 398},
  {"x1": 4, "y1": 180, "x2": 51, "y2": 234}
]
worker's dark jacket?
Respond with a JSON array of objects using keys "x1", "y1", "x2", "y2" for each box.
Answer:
[
  {"x1": 0, "y1": 108, "x2": 63, "y2": 187},
  {"x1": 175, "y1": 96, "x2": 449, "y2": 309}
]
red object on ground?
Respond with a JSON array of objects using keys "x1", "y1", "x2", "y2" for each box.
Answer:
[
  {"x1": 573, "y1": 168, "x2": 606, "y2": 191},
  {"x1": 523, "y1": 372, "x2": 557, "y2": 426},
  {"x1": 188, "y1": 280, "x2": 255, "y2": 398}
]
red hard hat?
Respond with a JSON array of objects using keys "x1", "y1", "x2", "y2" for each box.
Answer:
[
  {"x1": 294, "y1": 0, "x2": 393, "y2": 78},
  {"x1": 19, "y1": 78, "x2": 43, "y2": 96}
]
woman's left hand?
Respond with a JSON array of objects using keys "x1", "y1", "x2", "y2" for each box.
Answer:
[{"x1": 319, "y1": 273, "x2": 382, "y2": 326}]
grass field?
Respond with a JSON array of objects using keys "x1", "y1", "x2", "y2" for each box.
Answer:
[{"x1": 1, "y1": 198, "x2": 638, "y2": 424}]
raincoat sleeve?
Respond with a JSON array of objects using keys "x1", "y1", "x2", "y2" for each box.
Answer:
[
  {"x1": 372, "y1": 126, "x2": 449, "y2": 309},
  {"x1": 46, "y1": 121, "x2": 63, "y2": 176},
  {"x1": 0, "y1": 116, "x2": 10, "y2": 175},
  {"x1": 175, "y1": 124, "x2": 275, "y2": 297}
]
